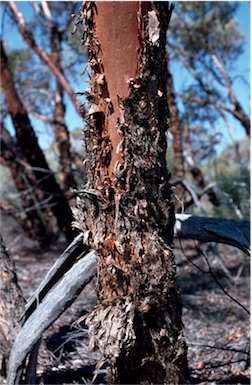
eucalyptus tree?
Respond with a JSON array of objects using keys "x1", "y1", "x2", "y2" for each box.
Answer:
[
  {"x1": 2, "y1": 1, "x2": 87, "y2": 193},
  {"x1": 0, "y1": 40, "x2": 75, "y2": 243},
  {"x1": 74, "y1": 2, "x2": 189, "y2": 383},
  {"x1": 166, "y1": 1, "x2": 249, "y2": 213},
  {"x1": 168, "y1": 2, "x2": 250, "y2": 141},
  {"x1": 0, "y1": 121, "x2": 53, "y2": 246}
]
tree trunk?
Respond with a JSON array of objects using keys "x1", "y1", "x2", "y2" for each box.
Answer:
[
  {"x1": 0, "y1": 40, "x2": 75, "y2": 242},
  {"x1": 0, "y1": 123, "x2": 54, "y2": 246},
  {"x1": 50, "y1": 25, "x2": 78, "y2": 194},
  {"x1": 0, "y1": 235, "x2": 25, "y2": 380},
  {"x1": 167, "y1": 54, "x2": 185, "y2": 210},
  {"x1": 74, "y1": 2, "x2": 189, "y2": 383},
  {"x1": 166, "y1": 56, "x2": 218, "y2": 209}
]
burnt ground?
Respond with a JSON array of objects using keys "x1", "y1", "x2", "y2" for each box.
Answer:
[{"x1": 1, "y1": 212, "x2": 250, "y2": 385}]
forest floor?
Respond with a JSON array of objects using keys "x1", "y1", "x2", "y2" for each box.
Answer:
[{"x1": 1, "y1": 212, "x2": 250, "y2": 385}]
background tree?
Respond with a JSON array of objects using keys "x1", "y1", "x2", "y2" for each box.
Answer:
[
  {"x1": 166, "y1": 1, "x2": 249, "y2": 215},
  {"x1": 167, "y1": 52, "x2": 218, "y2": 212},
  {"x1": 6, "y1": 1, "x2": 84, "y2": 115},
  {"x1": 0, "y1": 1, "x2": 88, "y2": 245},
  {"x1": 3, "y1": 1, "x2": 86, "y2": 193},
  {"x1": 0, "y1": 122, "x2": 54, "y2": 246},
  {"x1": 0, "y1": 40, "x2": 75, "y2": 243},
  {"x1": 168, "y1": 2, "x2": 250, "y2": 137},
  {"x1": 38, "y1": 1, "x2": 78, "y2": 193}
]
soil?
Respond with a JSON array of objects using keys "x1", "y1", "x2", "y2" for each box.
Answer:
[{"x1": 1, "y1": 212, "x2": 250, "y2": 384}]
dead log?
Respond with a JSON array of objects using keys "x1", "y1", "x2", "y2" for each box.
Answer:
[
  {"x1": 20, "y1": 233, "x2": 88, "y2": 323},
  {"x1": 175, "y1": 214, "x2": 250, "y2": 255}
]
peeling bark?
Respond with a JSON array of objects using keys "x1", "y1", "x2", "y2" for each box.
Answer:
[{"x1": 74, "y1": 2, "x2": 189, "y2": 383}]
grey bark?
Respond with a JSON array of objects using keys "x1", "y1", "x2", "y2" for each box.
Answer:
[{"x1": 7, "y1": 248, "x2": 96, "y2": 385}]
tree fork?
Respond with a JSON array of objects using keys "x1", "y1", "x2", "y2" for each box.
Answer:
[{"x1": 74, "y1": 2, "x2": 189, "y2": 383}]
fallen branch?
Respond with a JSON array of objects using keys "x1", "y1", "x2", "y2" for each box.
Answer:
[
  {"x1": 175, "y1": 214, "x2": 250, "y2": 255},
  {"x1": 7, "y1": 248, "x2": 96, "y2": 385},
  {"x1": 20, "y1": 233, "x2": 88, "y2": 323}
]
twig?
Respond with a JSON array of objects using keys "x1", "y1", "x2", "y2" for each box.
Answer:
[
  {"x1": 179, "y1": 239, "x2": 250, "y2": 315},
  {"x1": 179, "y1": 239, "x2": 208, "y2": 274},
  {"x1": 196, "y1": 243, "x2": 250, "y2": 315},
  {"x1": 188, "y1": 342, "x2": 250, "y2": 356}
]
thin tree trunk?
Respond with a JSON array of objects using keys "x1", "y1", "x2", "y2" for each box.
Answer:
[
  {"x1": 74, "y1": 2, "x2": 189, "y2": 383},
  {"x1": 0, "y1": 235, "x2": 25, "y2": 380},
  {"x1": 0, "y1": 40, "x2": 75, "y2": 242},
  {"x1": 50, "y1": 24, "x2": 78, "y2": 194},
  {"x1": 183, "y1": 124, "x2": 219, "y2": 207},
  {"x1": 166, "y1": 60, "x2": 218, "y2": 209},
  {"x1": 0, "y1": 123, "x2": 54, "y2": 246},
  {"x1": 167, "y1": 54, "x2": 185, "y2": 210}
]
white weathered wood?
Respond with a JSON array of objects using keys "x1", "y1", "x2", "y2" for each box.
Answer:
[
  {"x1": 175, "y1": 214, "x2": 250, "y2": 255},
  {"x1": 7, "y1": 250, "x2": 96, "y2": 385},
  {"x1": 21, "y1": 233, "x2": 88, "y2": 323}
]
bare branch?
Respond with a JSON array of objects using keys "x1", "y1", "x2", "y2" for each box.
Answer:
[
  {"x1": 7, "y1": 1, "x2": 85, "y2": 116},
  {"x1": 7, "y1": 246, "x2": 96, "y2": 385}
]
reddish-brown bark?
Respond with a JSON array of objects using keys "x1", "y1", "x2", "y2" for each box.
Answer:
[{"x1": 94, "y1": 1, "x2": 140, "y2": 176}]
